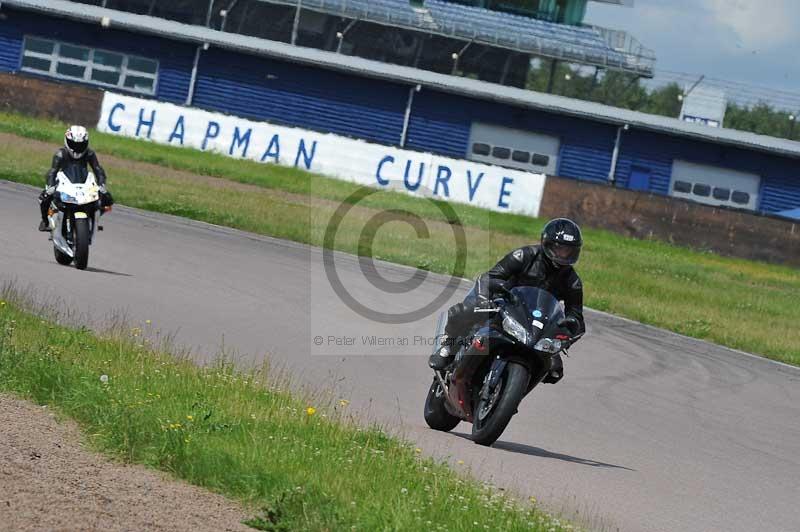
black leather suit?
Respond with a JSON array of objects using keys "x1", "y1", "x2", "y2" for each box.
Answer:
[
  {"x1": 40, "y1": 148, "x2": 111, "y2": 221},
  {"x1": 445, "y1": 244, "x2": 585, "y2": 382}
]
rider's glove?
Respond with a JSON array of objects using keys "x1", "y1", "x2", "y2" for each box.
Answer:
[
  {"x1": 475, "y1": 296, "x2": 496, "y2": 310},
  {"x1": 44, "y1": 185, "x2": 56, "y2": 196},
  {"x1": 98, "y1": 184, "x2": 107, "y2": 194},
  {"x1": 557, "y1": 316, "x2": 580, "y2": 336}
]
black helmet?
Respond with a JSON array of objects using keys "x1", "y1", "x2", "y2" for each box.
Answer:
[{"x1": 541, "y1": 218, "x2": 582, "y2": 267}]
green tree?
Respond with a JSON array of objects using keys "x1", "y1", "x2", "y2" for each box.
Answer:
[{"x1": 525, "y1": 62, "x2": 796, "y2": 141}]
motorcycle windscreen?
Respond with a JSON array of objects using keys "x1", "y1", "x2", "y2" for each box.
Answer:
[
  {"x1": 508, "y1": 286, "x2": 565, "y2": 339},
  {"x1": 61, "y1": 165, "x2": 90, "y2": 184}
]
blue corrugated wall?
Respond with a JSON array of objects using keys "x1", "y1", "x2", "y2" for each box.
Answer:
[
  {"x1": 408, "y1": 90, "x2": 618, "y2": 183},
  {"x1": 1, "y1": 7, "x2": 799, "y2": 213},
  {"x1": 615, "y1": 129, "x2": 800, "y2": 212},
  {"x1": 0, "y1": 9, "x2": 194, "y2": 104},
  {"x1": 192, "y1": 49, "x2": 408, "y2": 145}
]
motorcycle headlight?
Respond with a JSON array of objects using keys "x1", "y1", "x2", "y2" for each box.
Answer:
[
  {"x1": 502, "y1": 315, "x2": 529, "y2": 344},
  {"x1": 534, "y1": 338, "x2": 563, "y2": 354},
  {"x1": 60, "y1": 191, "x2": 77, "y2": 202}
]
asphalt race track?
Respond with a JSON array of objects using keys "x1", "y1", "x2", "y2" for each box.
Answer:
[{"x1": 1, "y1": 180, "x2": 798, "y2": 532}]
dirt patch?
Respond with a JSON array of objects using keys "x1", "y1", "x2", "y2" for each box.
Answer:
[{"x1": 0, "y1": 395, "x2": 252, "y2": 532}]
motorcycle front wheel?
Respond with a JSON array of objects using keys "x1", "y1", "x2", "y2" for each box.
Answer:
[
  {"x1": 471, "y1": 362, "x2": 529, "y2": 446},
  {"x1": 424, "y1": 377, "x2": 460, "y2": 432},
  {"x1": 54, "y1": 246, "x2": 72, "y2": 265},
  {"x1": 73, "y1": 218, "x2": 90, "y2": 270}
]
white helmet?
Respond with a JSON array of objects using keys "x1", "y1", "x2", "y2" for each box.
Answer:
[{"x1": 64, "y1": 125, "x2": 89, "y2": 159}]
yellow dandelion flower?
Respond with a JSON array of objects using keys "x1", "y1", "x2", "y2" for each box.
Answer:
[
  {"x1": 306, "y1": 406, "x2": 317, "y2": 416},
  {"x1": 457, "y1": 460, "x2": 465, "y2": 465},
  {"x1": 186, "y1": 415, "x2": 193, "y2": 421},
  {"x1": 415, "y1": 448, "x2": 422, "y2": 454},
  {"x1": 339, "y1": 399, "x2": 350, "y2": 407}
]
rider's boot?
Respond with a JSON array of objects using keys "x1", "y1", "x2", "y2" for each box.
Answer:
[
  {"x1": 38, "y1": 219, "x2": 50, "y2": 232},
  {"x1": 543, "y1": 353, "x2": 564, "y2": 384},
  {"x1": 428, "y1": 335, "x2": 453, "y2": 371}
]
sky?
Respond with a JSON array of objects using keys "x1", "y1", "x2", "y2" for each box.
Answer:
[{"x1": 584, "y1": 0, "x2": 800, "y2": 95}]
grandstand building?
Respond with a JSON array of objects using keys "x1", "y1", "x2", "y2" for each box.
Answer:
[
  {"x1": 65, "y1": 0, "x2": 655, "y2": 88},
  {"x1": 1, "y1": 0, "x2": 799, "y2": 217}
]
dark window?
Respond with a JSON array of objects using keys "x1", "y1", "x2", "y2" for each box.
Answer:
[
  {"x1": 492, "y1": 147, "x2": 511, "y2": 159},
  {"x1": 21, "y1": 55, "x2": 52, "y2": 72},
  {"x1": 93, "y1": 50, "x2": 123, "y2": 68},
  {"x1": 56, "y1": 62, "x2": 86, "y2": 79},
  {"x1": 60, "y1": 44, "x2": 90, "y2": 61},
  {"x1": 91, "y1": 69, "x2": 121, "y2": 85},
  {"x1": 530, "y1": 154, "x2": 550, "y2": 167},
  {"x1": 25, "y1": 37, "x2": 54, "y2": 55},
  {"x1": 731, "y1": 191, "x2": 750, "y2": 205},
  {"x1": 127, "y1": 56, "x2": 158, "y2": 74},
  {"x1": 512, "y1": 150, "x2": 530, "y2": 163},
  {"x1": 472, "y1": 143, "x2": 491, "y2": 156},
  {"x1": 123, "y1": 75, "x2": 155, "y2": 92},
  {"x1": 20, "y1": 35, "x2": 157, "y2": 95},
  {"x1": 693, "y1": 183, "x2": 711, "y2": 197},
  {"x1": 673, "y1": 180, "x2": 692, "y2": 193},
  {"x1": 712, "y1": 187, "x2": 731, "y2": 201}
]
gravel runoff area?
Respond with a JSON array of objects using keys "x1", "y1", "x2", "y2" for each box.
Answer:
[{"x1": 0, "y1": 395, "x2": 252, "y2": 532}]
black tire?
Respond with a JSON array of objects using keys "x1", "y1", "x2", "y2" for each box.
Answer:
[
  {"x1": 424, "y1": 378, "x2": 460, "y2": 432},
  {"x1": 54, "y1": 246, "x2": 72, "y2": 266},
  {"x1": 73, "y1": 218, "x2": 90, "y2": 270},
  {"x1": 471, "y1": 362, "x2": 530, "y2": 446}
]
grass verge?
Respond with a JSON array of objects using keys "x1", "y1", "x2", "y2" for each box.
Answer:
[
  {"x1": 1, "y1": 111, "x2": 798, "y2": 365},
  {"x1": 0, "y1": 296, "x2": 572, "y2": 532}
]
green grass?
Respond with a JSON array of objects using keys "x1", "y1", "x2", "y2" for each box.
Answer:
[
  {"x1": 0, "y1": 297, "x2": 573, "y2": 532},
  {"x1": 1, "y1": 111, "x2": 798, "y2": 365}
]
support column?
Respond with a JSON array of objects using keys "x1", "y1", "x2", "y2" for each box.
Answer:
[
  {"x1": 607, "y1": 124, "x2": 628, "y2": 185},
  {"x1": 400, "y1": 85, "x2": 422, "y2": 148},
  {"x1": 546, "y1": 58, "x2": 558, "y2": 93},
  {"x1": 291, "y1": 0, "x2": 303, "y2": 45}
]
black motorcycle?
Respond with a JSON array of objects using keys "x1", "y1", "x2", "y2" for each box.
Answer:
[{"x1": 424, "y1": 286, "x2": 581, "y2": 446}]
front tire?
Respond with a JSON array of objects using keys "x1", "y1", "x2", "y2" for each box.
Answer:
[
  {"x1": 424, "y1": 378, "x2": 460, "y2": 432},
  {"x1": 54, "y1": 246, "x2": 72, "y2": 265},
  {"x1": 471, "y1": 362, "x2": 529, "y2": 446},
  {"x1": 73, "y1": 218, "x2": 90, "y2": 270}
]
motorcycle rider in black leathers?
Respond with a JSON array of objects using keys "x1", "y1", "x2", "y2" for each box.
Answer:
[
  {"x1": 38, "y1": 125, "x2": 113, "y2": 231},
  {"x1": 428, "y1": 218, "x2": 585, "y2": 384}
]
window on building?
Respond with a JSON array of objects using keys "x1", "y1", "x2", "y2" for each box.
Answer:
[
  {"x1": 693, "y1": 183, "x2": 711, "y2": 197},
  {"x1": 492, "y1": 146, "x2": 511, "y2": 159},
  {"x1": 673, "y1": 180, "x2": 692, "y2": 193},
  {"x1": 530, "y1": 154, "x2": 550, "y2": 167},
  {"x1": 21, "y1": 36, "x2": 158, "y2": 95},
  {"x1": 472, "y1": 143, "x2": 491, "y2": 156},
  {"x1": 712, "y1": 187, "x2": 731, "y2": 201},
  {"x1": 731, "y1": 191, "x2": 750, "y2": 205}
]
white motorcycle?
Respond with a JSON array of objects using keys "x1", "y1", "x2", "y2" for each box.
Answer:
[{"x1": 46, "y1": 169, "x2": 109, "y2": 270}]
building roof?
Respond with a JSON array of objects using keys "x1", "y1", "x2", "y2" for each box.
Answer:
[{"x1": 5, "y1": 0, "x2": 800, "y2": 161}]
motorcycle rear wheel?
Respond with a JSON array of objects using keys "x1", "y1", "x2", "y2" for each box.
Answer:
[
  {"x1": 424, "y1": 377, "x2": 460, "y2": 432},
  {"x1": 471, "y1": 362, "x2": 529, "y2": 446}
]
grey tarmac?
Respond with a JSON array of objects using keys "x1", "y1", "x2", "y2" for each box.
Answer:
[{"x1": 1, "y1": 180, "x2": 798, "y2": 532}]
